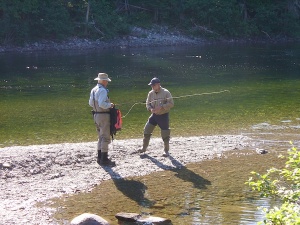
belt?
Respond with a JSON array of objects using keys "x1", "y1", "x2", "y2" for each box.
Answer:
[{"x1": 94, "y1": 111, "x2": 110, "y2": 114}]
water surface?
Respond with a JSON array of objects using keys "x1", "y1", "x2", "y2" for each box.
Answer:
[
  {"x1": 49, "y1": 150, "x2": 285, "y2": 225},
  {"x1": 1, "y1": 43, "x2": 299, "y2": 224},
  {"x1": 1, "y1": 43, "x2": 300, "y2": 146}
]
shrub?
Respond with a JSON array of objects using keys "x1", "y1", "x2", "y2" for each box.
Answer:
[{"x1": 246, "y1": 143, "x2": 300, "y2": 224}]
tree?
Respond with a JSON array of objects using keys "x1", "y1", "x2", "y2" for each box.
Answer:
[
  {"x1": 0, "y1": 0, "x2": 39, "y2": 44},
  {"x1": 0, "y1": 0, "x2": 299, "y2": 45},
  {"x1": 85, "y1": 0, "x2": 91, "y2": 35}
]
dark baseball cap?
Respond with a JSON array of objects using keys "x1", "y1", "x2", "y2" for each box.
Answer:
[{"x1": 148, "y1": 77, "x2": 160, "y2": 86}]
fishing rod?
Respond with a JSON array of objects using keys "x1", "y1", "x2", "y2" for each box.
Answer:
[{"x1": 118, "y1": 90, "x2": 230, "y2": 118}]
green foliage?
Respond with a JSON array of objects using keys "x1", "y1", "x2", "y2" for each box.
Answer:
[
  {"x1": 0, "y1": 0, "x2": 39, "y2": 44},
  {"x1": 246, "y1": 0, "x2": 300, "y2": 38},
  {"x1": 246, "y1": 144, "x2": 300, "y2": 224},
  {"x1": 182, "y1": 0, "x2": 242, "y2": 37},
  {"x1": 0, "y1": 0, "x2": 299, "y2": 45},
  {"x1": 33, "y1": 0, "x2": 73, "y2": 39},
  {"x1": 88, "y1": 0, "x2": 130, "y2": 39}
]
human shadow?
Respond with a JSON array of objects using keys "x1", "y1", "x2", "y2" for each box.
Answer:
[
  {"x1": 142, "y1": 154, "x2": 211, "y2": 189},
  {"x1": 101, "y1": 166, "x2": 154, "y2": 207}
]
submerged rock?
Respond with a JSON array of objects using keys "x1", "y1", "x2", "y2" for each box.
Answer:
[
  {"x1": 256, "y1": 148, "x2": 268, "y2": 154},
  {"x1": 115, "y1": 212, "x2": 141, "y2": 222},
  {"x1": 115, "y1": 212, "x2": 172, "y2": 225},
  {"x1": 137, "y1": 216, "x2": 172, "y2": 225}
]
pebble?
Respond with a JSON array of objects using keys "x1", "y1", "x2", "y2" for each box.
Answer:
[{"x1": 3, "y1": 162, "x2": 11, "y2": 168}]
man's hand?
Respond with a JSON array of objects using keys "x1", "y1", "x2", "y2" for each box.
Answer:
[{"x1": 151, "y1": 106, "x2": 162, "y2": 114}]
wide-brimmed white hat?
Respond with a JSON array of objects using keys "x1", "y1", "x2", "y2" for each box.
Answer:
[{"x1": 94, "y1": 73, "x2": 111, "y2": 82}]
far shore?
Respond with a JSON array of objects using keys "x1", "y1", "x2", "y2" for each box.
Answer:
[{"x1": 1, "y1": 29, "x2": 298, "y2": 54}]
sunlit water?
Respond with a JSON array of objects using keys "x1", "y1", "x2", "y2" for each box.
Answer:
[
  {"x1": 1, "y1": 43, "x2": 300, "y2": 146},
  {"x1": 1, "y1": 42, "x2": 300, "y2": 224}
]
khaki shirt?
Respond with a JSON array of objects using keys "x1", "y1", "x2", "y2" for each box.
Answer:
[{"x1": 146, "y1": 87, "x2": 174, "y2": 115}]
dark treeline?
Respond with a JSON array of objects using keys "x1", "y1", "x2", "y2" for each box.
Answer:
[{"x1": 1, "y1": 0, "x2": 300, "y2": 45}]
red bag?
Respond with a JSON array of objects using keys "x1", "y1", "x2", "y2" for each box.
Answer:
[{"x1": 110, "y1": 107, "x2": 122, "y2": 140}]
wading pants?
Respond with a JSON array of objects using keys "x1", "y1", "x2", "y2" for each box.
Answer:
[
  {"x1": 143, "y1": 113, "x2": 171, "y2": 151},
  {"x1": 94, "y1": 113, "x2": 111, "y2": 153}
]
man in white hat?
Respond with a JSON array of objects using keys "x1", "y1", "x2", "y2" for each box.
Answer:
[{"x1": 89, "y1": 73, "x2": 115, "y2": 166}]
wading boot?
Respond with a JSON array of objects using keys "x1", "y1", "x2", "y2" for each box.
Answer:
[
  {"x1": 96, "y1": 150, "x2": 101, "y2": 164},
  {"x1": 138, "y1": 134, "x2": 151, "y2": 153},
  {"x1": 162, "y1": 129, "x2": 170, "y2": 157},
  {"x1": 138, "y1": 123, "x2": 155, "y2": 154},
  {"x1": 100, "y1": 152, "x2": 116, "y2": 167},
  {"x1": 163, "y1": 139, "x2": 170, "y2": 157}
]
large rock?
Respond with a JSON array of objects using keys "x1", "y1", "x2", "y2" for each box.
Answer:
[
  {"x1": 115, "y1": 212, "x2": 172, "y2": 225},
  {"x1": 70, "y1": 213, "x2": 110, "y2": 225}
]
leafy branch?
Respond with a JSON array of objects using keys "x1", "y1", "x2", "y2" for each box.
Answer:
[{"x1": 246, "y1": 143, "x2": 300, "y2": 224}]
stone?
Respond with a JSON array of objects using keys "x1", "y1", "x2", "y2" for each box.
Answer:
[
  {"x1": 3, "y1": 162, "x2": 11, "y2": 168},
  {"x1": 115, "y1": 212, "x2": 141, "y2": 222},
  {"x1": 256, "y1": 148, "x2": 268, "y2": 154},
  {"x1": 70, "y1": 213, "x2": 110, "y2": 225},
  {"x1": 137, "y1": 216, "x2": 172, "y2": 225}
]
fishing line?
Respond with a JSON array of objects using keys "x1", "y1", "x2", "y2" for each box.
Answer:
[{"x1": 119, "y1": 90, "x2": 230, "y2": 118}]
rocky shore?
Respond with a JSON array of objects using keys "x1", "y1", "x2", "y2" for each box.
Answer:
[
  {"x1": 1, "y1": 26, "x2": 295, "y2": 53},
  {"x1": 0, "y1": 135, "x2": 252, "y2": 225},
  {"x1": 0, "y1": 27, "x2": 206, "y2": 53}
]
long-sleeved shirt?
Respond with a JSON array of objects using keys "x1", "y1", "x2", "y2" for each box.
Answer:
[
  {"x1": 89, "y1": 84, "x2": 111, "y2": 112},
  {"x1": 146, "y1": 86, "x2": 174, "y2": 115}
]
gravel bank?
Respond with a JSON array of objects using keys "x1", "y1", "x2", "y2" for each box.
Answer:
[{"x1": 0, "y1": 135, "x2": 251, "y2": 225}]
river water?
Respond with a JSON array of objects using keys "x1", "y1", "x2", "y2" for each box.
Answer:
[
  {"x1": 1, "y1": 42, "x2": 300, "y2": 224},
  {"x1": 1, "y1": 42, "x2": 300, "y2": 146}
]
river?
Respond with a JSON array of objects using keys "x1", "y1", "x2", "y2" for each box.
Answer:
[{"x1": 1, "y1": 42, "x2": 300, "y2": 224}]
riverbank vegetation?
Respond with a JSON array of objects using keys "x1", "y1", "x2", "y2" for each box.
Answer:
[
  {"x1": 1, "y1": 0, "x2": 300, "y2": 46},
  {"x1": 247, "y1": 144, "x2": 300, "y2": 224}
]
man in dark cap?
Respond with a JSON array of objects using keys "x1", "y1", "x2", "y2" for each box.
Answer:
[
  {"x1": 138, "y1": 77, "x2": 174, "y2": 156},
  {"x1": 89, "y1": 73, "x2": 116, "y2": 166}
]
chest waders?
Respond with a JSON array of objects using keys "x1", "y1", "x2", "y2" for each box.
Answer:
[
  {"x1": 93, "y1": 88, "x2": 115, "y2": 166},
  {"x1": 92, "y1": 90, "x2": 102, "y2": 163}
]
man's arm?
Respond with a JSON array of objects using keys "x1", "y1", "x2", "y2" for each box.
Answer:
[
  {"x1": 88, "y1": 89, "x2": 95, "y2": 107},
  {"x1": 146, "y1": 92, "x2": 153, "y2": 111},
  {"x1": 162, "y1": 91, "x2": 174, "y2": 110},
  {"x1": 97, "y1": 88, "x2": 111, "y2": 109}
]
